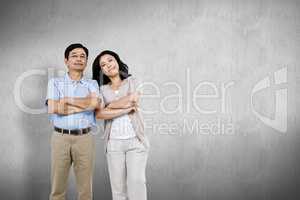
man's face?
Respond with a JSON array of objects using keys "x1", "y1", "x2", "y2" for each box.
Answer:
[{"x1": 64, "y1": 48, "x2": 87, "y2": 71}]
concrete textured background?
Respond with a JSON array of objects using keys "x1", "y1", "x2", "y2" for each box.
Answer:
[{"x1": 1, "y1": 0, "x2": 300, "y2": 199}]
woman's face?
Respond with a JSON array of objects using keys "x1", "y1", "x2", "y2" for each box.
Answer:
[{"x1": 99, "y1": 54, "x2": 119, "y2": 77}]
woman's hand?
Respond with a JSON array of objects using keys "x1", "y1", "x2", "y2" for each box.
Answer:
[
  {"x1": 107, "y1": 92, "x2": 141, "y2": 109},
  {"x1": 129, "y1": 91, "x2": 140, "y2": 105}
]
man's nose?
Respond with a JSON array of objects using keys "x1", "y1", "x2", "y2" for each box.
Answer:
[{"x1": 76, "y1": 57, "x2": 84, "y2": 62}]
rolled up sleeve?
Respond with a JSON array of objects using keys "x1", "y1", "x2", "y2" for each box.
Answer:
[
  {"x1": 45, "y1": 78, "x2": 59, "y2": 106},
  {"x1": 88, "y1": 80, "x2": 100, "y2": 97}
]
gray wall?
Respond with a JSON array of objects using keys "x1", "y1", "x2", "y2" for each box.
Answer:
[{"x1": 1, "y1": 0, "x2": 300, "y2": 199}]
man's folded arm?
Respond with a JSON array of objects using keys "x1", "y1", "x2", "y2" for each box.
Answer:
[
  {"x1": 47, "y1": 99, "x2": 83, "y2": 115},
  {"x1": 63, "y1": 92, "x2": 100, "y2": 110}
]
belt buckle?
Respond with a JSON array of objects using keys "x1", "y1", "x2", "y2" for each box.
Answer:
[{"x1": 79, "y1": 129, "x2": 83, "y2": 135}]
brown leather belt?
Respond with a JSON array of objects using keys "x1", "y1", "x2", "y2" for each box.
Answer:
[{"x1": 54, "y1": 126, "x2": 91, "y2": 135}]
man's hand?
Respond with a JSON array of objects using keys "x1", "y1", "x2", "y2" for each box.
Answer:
[
  {"x1": 48, "y1": 99, "x2": 80, "y2": 115},
  {"x1": 56, "y1": 101, "x2": 72, "y2": 114},
  {"x1": 60, "y1": 93, "x2": 99, "y2": 110},
  {"x1": 59, "y1": 97, "x2": 71, "y2": 105}
]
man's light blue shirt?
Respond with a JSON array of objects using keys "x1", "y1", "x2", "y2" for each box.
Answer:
[{"x1": 46, "y1": 73, "x2": 100, "y2": 129}]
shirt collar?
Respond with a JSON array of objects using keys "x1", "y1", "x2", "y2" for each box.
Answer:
[{"x1": 64, "y1": 72, "x2": 86, "y2": 84}]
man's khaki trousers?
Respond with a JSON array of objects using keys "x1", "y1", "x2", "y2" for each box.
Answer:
[{"x1": 49, "y1": 131, "x2": 95, "y2": 200}]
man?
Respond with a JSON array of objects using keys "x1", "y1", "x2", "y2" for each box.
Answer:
[{"x1": 46, "y1": 43, "x2": 100, "y2": 200}]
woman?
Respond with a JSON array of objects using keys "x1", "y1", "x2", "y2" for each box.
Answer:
[{"x1": 92, "y1": 50, "x2": 150, "y2": 200}]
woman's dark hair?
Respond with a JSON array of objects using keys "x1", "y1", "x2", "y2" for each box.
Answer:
[{"x1": 92, "y1": 50, "x2": 131, "y2": 87}]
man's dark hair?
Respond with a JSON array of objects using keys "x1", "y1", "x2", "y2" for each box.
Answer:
[{"x1": 64, "y1": 43, "x2": 89, "y2": 59}]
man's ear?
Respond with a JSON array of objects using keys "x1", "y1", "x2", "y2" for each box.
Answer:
[{"x1": 64, "y1": 58, "x2": 68, "y2": 65}]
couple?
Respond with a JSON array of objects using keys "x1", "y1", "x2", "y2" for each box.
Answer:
[{"x1": 46, "y1": 43, "x2": 150, "y2": 200}]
